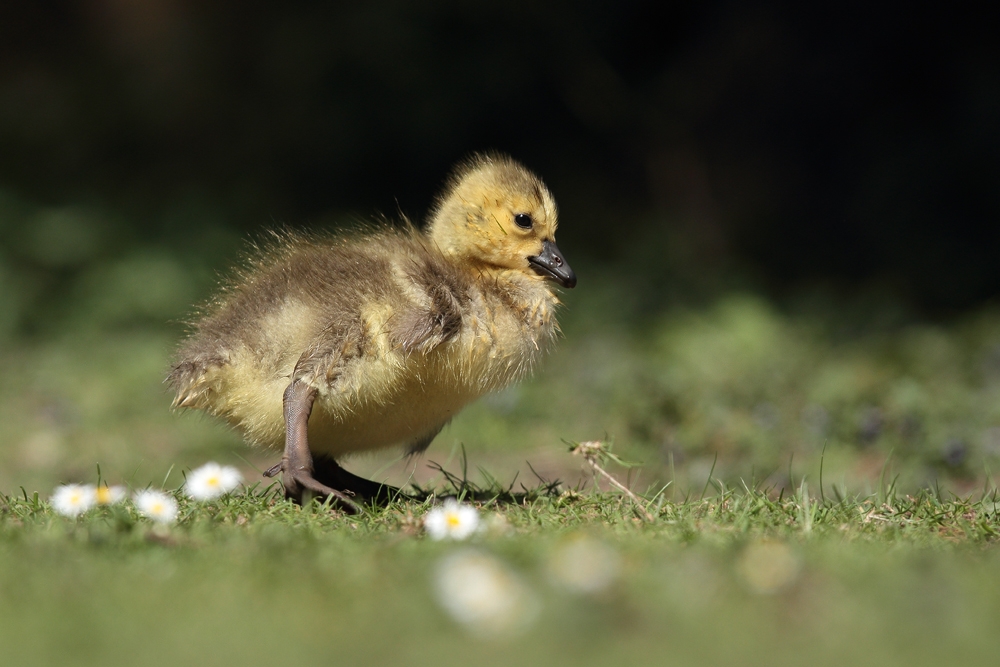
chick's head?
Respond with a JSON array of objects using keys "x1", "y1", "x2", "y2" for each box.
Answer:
[{"x1": 428, "y1": 154, "x2": 576, "y2": 288}]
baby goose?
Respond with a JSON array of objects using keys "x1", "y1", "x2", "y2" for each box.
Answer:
[{"x1": 168, "y1": 154, "x2": 576, "y2": 511}]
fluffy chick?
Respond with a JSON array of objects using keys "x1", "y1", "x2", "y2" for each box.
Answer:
[{"x1": 167, "y1": 154, "x2": 576, "y2": 510}]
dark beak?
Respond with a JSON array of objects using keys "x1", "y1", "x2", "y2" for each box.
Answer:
[{"x1": 528, "y1": 239, "x2": 577, "y2": 288}]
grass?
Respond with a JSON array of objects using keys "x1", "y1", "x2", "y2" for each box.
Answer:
[
  {"x1": 5, "y1": 300, "x2": 1000, "y2": 666},
  {"x1": 3, "y1": 477, "x2": 1000, "y2": 667},
  {"x1": 5, "y1": 298, "x2": 1000, "y2": 665}
]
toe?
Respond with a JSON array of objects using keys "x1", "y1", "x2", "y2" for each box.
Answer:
[{"x1": 290, "y1": 473, "x2": 361, "y2": 514}]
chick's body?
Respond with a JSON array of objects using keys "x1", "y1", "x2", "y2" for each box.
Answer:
[
  {"x1": 173, "y1": 230, "x2": 557, "y2": 457},
  {"x1": 169, "y1": 155, "x2": 575, "y2": 504}
]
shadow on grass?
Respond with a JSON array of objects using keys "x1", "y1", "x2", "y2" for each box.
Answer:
[{"x1": 304, "y1": 448, "x2": 563, "y2": 510}]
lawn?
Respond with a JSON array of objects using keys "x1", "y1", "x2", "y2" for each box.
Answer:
[{"x1": 3, "y1": 481, "x2": 1000, "y2": 667}]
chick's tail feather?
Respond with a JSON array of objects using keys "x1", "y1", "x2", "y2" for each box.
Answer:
[{"x1": 166, "y1": 356, "x2": 226, "y2": 409}]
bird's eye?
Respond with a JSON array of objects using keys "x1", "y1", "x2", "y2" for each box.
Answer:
[{"x1": 514, "y1": 213, "x2": 533, "y2": 230}]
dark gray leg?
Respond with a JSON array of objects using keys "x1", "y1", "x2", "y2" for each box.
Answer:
[{"x1": 263, "y1": 380, "x2": 360, "y2": 513}]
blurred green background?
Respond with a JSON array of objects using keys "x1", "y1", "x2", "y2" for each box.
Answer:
[{"x1": 1, "y1": 1, "x2": 998, "y2": 497}]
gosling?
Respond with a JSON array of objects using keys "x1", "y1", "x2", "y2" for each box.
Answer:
[{"x1": 167, "y1": 154, "x2": 576, "y2": 511}]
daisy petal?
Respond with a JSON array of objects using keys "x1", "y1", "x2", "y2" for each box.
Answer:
[
  {"x1": 424, "y1": 499, "x2": 480, "y2": 540},
  {"x1": 134, "y1": 489, "x2": 179, "y2": 524},
  {"x1": 50, "y1": 484, "x2": 97, "y2": 518},
  {"x1": 184, "y1": 462, "x2": 243, "y2": 501}
]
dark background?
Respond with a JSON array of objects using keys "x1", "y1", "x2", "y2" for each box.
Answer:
[{"x1": 1, "y1": 1, "x2": 997, "y2": 325}]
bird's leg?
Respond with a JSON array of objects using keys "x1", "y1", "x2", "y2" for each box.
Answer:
[
  {"x1": 266, "y1": 380, "x2": 360, "y2": 514},
  {"x1": 312, "y1": 455, "x2": 405, "y2": 504}
]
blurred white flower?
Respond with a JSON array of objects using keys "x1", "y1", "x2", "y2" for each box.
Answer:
[
  {"x1": 736, "y1": 540, "x2": 802, "y2": 595},
  {"x1": 50, "y1": 484, "x2": 97, "y2": 517},
  {"x1": 483, "y1": 512, "x2": 513, "y2": 537},
  {"x1": 546, "y1": 533, "x2": 622, "y2": 594},
  {"x1": 184, "y1": 462, "x2": 242, "y2": 501},
  {"x1": 434, "y1": 549, "x2": 540, "y2": 638},
  {"x1": 134, "y1": 489, "x2": 179, "y2": 524},
  {"x1": 424, "y1": 499, "x2": 480, "y2": 540},
  {"x1": 95, "y1": 485, "x2": 127, "y2": 505}
]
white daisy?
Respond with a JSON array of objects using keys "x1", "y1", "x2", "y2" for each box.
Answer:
[
  {"x1": 424, "y1": 499, "x2": 480, "y2": 540},
  {"x1": 546, "y1": 533, "x2": 622, "y2": 594},
  {"x1": 737, "y1": 540, "x2": 802, "y2": 595},
  {"x1": 95, "y1": 485, "x2": 127, "y2": 505},
  {"x1": 434, "y1": 549, "x2": 540, "y2": 637},
  {"x1": 134, "y1": 489, "x2": 179, "y2": 524},
  {"x1": 184, "y1": 462, "x2": 243, "y2": 501},
  {"x1": 50, "y1": 484, "x2": 97, "y2": 518}
]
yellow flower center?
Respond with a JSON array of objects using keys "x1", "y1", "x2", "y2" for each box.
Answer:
[
  {"x1": 446, "y1": 513, "x2": 461, "y2": 527},
  {"x1": 206, "y1": 476, "x2": 220, "y2": 488},
  {"x1": 96, "y1": 487, "x2": 112, "y2": 504}
]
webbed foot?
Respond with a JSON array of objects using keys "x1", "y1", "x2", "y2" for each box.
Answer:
[{"x1": 264, "y1": 459, "x2": 360, "y2": 513}]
